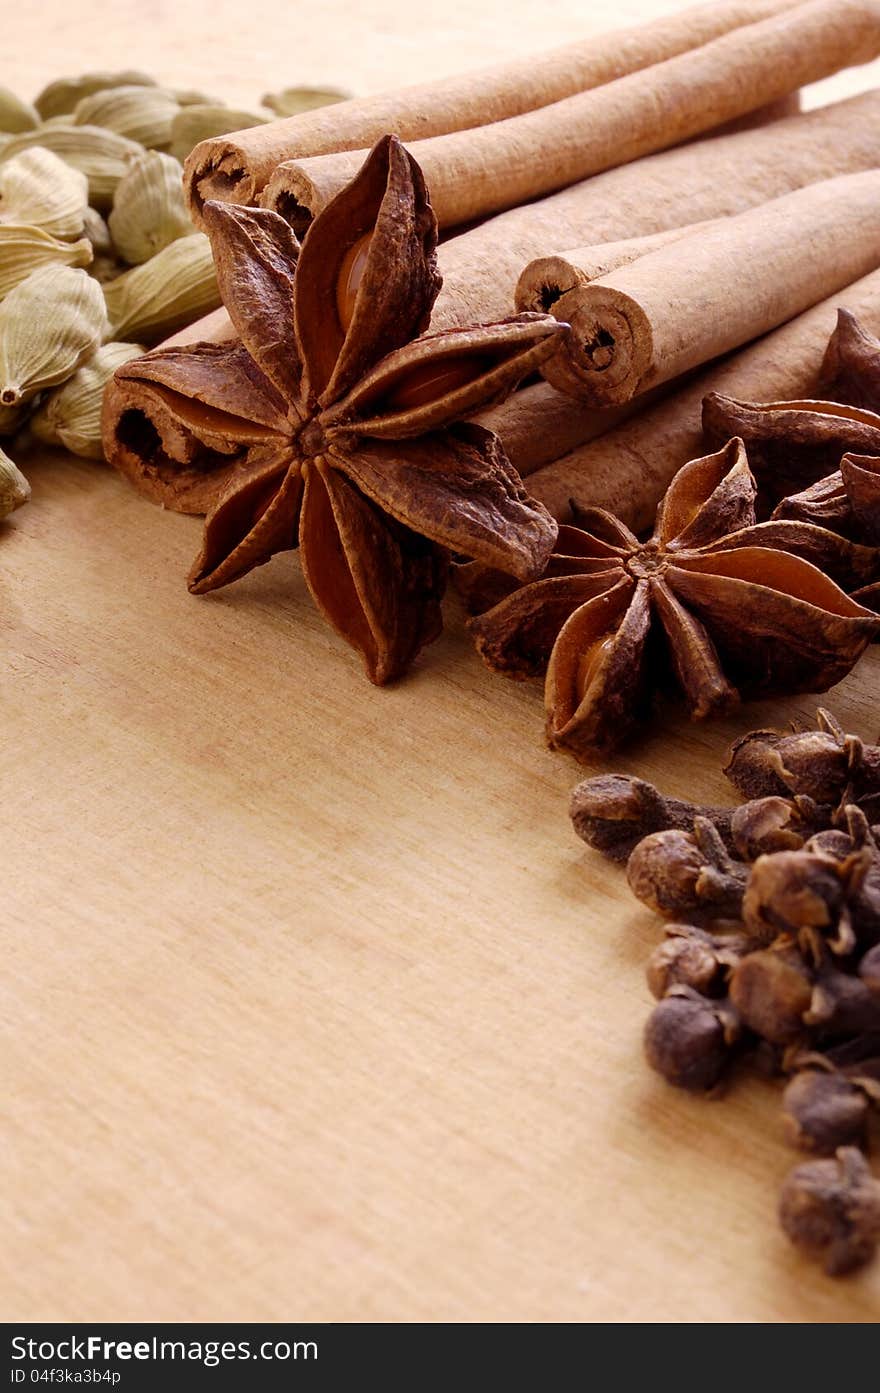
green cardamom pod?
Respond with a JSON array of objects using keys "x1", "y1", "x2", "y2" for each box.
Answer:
[
  {"x1": 261, "y1": 85, "x2": 349, "y2": 117},
  {"x1": 73, "y1": 85, "x2": 180, "y2": 151},
  {"x1": 83, "y1": 206, "x2": 113, "y2": 256},
  {"x1": 102, "y1": 232, "x2": 219, "y2": 343},
  {"x1": 0, "y1": 265, "x2": 107, "y2": 407},
  {"x1": 108, "y1": 150, "x2": 191, "y2": 264},
  {"x1": 0, "y1": 224, "x2": 92, "y2": 301},
  {"x1": 0, "y1": 444, "x2": 30, "y2": 517},
  {"x1": 0, "y1": 125, "x2": 144, "y2": 208},
  {"x1": 0, "y1": 147, "x2": 89, "y2": 239},
  {"x1": 172, "y1": 88, "x2": 222, "y2": 107},
  {"x1": 169, "y1": 104, "x2": 268, "y2": 163},
  {"x1": 34, "y1": 70, "x2": 156, "y2": 121},
  {"x1": 31, "y1": 341, "x2": 145, "y2": 458},
  {"x1": 0, "y1": 86, "x2": 39, "y2": 134}
]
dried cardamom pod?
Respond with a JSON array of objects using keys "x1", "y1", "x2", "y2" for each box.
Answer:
[
  {"x1": 34, "y1": 70, "x2": 156, "y2": 121},
  {"x1": 0, "y1": 445, "x2": 30, "y2": 517},
  {"x1": 168, "y1": 104, "x2": 268, "y2": 163},
  {"x1": 108, "y1": 151, "x2": 191, "y2": 264},
  {"x1": 0, "y1": 86, "x2": 39, "y2": 134},
  {"x1": 30, "y1": 341, "x2": 144, "y2": 457},
  {"x1": 0, "y1": 147, "x2": 88, "y2": 238},
  {"x1": 171, "y1": 88, "x2": 222, "y2": 107},
  {"x1": 0, "y1": 224, "x2": 92, "y2": 300},
  {"x1": 73, "y1": 85, "x2": 179, "y2": 151},
  {"x1": 261, "y1": 85, "x2": 349, "y2": 117},
  {"x1": 0, "y1": 125, "x2": 144, "y2": 209},
  {"x1": 102, "y1": 231, "x2": 218, "y2": 342},
  {"x1": 0, "y1": 264, "x2": 107, "y2": 406},
  {"x1": 82, "y1": 206, "x2": 113, "y2": 256}
]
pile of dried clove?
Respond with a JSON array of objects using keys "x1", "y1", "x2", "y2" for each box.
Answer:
[{"x1": 571, "y1": 708, "x2": 880, "y2": 1276}]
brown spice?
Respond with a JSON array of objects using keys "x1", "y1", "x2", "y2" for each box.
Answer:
[
  {"x1": 702, "y1": 392, "x2": 880, "y2": 506},
  {"x1": 781, "y1": 1068, "x2": 870, "y2": 1154},
  {"x1": 103, "y1": 137, "x2": 561, "y2": 684},
  {"x1": 572, "y1": 706, "x2": 880, "y2": 1273},
  {"x1": 818, "y1": 307, "x2": 880, "y2": 411},
  {"x1": 627, "y1": 820, "x2": 748, "y2": 921},
  {"x1": 465, "y1": 439, "x2": 879, "y2": 757},
  {"x1": 779, "y1": 1147, "x2": 880, "y2": 1275},
  {"x1": 724, "y1": 707, "x2": 880, "y2": 809},
  {"x1": 643, "y1": 987, "x2": 741, "y2": 1092}
]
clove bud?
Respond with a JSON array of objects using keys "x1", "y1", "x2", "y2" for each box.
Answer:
[
  {"x1": 731, "y1": 794, "x2": 824, "y2": 861},
  {"x1": 627, "y1": 819, "x2": 748, "y2": 921},
  {"x1": 643, "y1": 987, "x2": 740, "y2": 1091},
  {"x1": 728, "y1": 941, "x2": 813, "y2": 1045},
  {"x1": 779, "y1": 1146, "x2": 880, "y2": 1275},
  {"x1": 781, "y1": 1068, "x2": 869, "y2": 1154},
  {"x1": 725, "y1": 709, "x2": 880, "y2": 808},
  {"x1": 569, "y1": 774, "x2": 734, "y2": 865},
  {"x1": 645, "y1": 923, "x2": 749, "y2": 1000}
]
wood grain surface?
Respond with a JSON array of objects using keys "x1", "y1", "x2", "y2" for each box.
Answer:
[{"x1": 3, "y1": 0, "x2": 880, "y2": 1324}]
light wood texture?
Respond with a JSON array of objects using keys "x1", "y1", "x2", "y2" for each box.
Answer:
[{"x1": 3, "y1": 0, "x2": 880, "y2": 1325}]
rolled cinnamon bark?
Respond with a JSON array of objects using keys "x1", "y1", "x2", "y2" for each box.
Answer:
[
  {"x1": 515, "y1": 222, "x2": 724, "y2": 315},
  {"x1": 525, "y1": 269, "x2": 880, "y2": 531},
  {"x1": 163, "y1": 94, "x2": 880, "y2": 355},
  {"x1": 184, "y1": 0, "x2": 800, "y2": 224},
  {"x1": 471, "y1": 383, "x2": 639, "y2": 478},
  {"x1": 430, "y1": 89, "x2": 880, "y2": 330},
  {"x1": 533, "y1": 171, "x2": 880, "y2": 404},
  {"x1": 434, "y1": 91, "x2": 880, "y2": 331},
  {"x1": 260, "y1": 1, "x2": 877, "y2": 234}
]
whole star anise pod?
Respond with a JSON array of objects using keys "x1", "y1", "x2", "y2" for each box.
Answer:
[
  {"x1": 103, "y1": 136, "x2": 563, "y2": 683},
  {"x1": 701, "y1": 311, "x2": 880, "y2": 611},
  {"x1": 818, "y1": 308, "x2": 880, "y2": 412},
  {"x1": 702, "y1": 392, "x2": 880, "y2": 508},
  {"x1": 775, "y1": 454, "x2": 880, "y2": 614},
  {"x1": 464, "y1": 438, "x2": 880, "y2": 758}
]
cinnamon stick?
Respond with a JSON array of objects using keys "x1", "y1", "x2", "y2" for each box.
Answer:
[
  {"x1": 532, "y1": 172, "x2": 880, "y2": 404},
  {"x1": 471, "y1": 384, "x2": 639, "y2": 478},
  {"x1": 525, "y1": 268, "x2": 880, "y2": 532},
  {"x1": 261, "y1": 0, "x2": 873, "y2": 234},
  {"x1": 515, "y1": 222, "x2": 723, "y2": 315},
  {"x1": 184, "y1": 0, "x2": 802, "y2": 225},
  {"x1": 429, "y1": 90, "x2": 880, "y2": 330},
  {"x1": 106, "y1": 95, "x2": 880, "y2": 506}
]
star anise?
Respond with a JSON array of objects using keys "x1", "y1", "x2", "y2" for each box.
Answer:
[
  {"x1": 103, "y1": 136, "x2": 563, "y2": 683},
  {"x1": 702, "y1": 392, "x2": 880, "y2": 509},
  {"x1": 818, "y1": 308, "x2": 880, "y2": 412},
  {"x1": 463, "y1": 438, "x2": 880, "y2": 758},
  {"x1": 703, "y1": 313, "x2": 880, "y2": 613}
]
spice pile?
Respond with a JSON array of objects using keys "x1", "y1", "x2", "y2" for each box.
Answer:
[
  {"x1": 571, "y1": 708, "x2": 880, "y2": 1274},
  {"x1": 8, "y1": 0, "x2": 880, "y2": 1291},
  {"x1": 0, "y1": 72, "x2": 345, "y2": 500}
]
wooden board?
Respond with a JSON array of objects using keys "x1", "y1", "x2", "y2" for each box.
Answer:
[{"x1": 3, "y1": 0, "x2": 880, "y2": 1324}]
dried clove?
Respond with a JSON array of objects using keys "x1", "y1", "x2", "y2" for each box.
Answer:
[
  {"x1": 572, "y1": 705, "x2": 880, "y2": 1274},
  {"x1": 778, "y1": 1146, "x2": 880, "y2": 1275},
  {"x1": 626, "y1": 818, "x2": 748, "y2": 921},
  {"x1": 730, "y1": 794, "x2": 826, "y2": 861},
  {"x1": 569, "y1": 773, "x2": 735, "y2": 864},
  {"x1": 741, "y1": 847, "x2": 850, "y2": 949},
  {"x1": 728, "y1": 940, "x2": 813, "y2": 1045},
  {"x1": 781, "y1": 1067, "x2": 870, "y2": 1154},
  {"x1": 724, "y1": 708, "x2": 880, "y2": 807},
  {"x1": 645, "y1": 923, "x2": 749, "y2": 1000},
  {"x1": 643, "y1": 987, "x2": 740, "y2": 1092}
]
